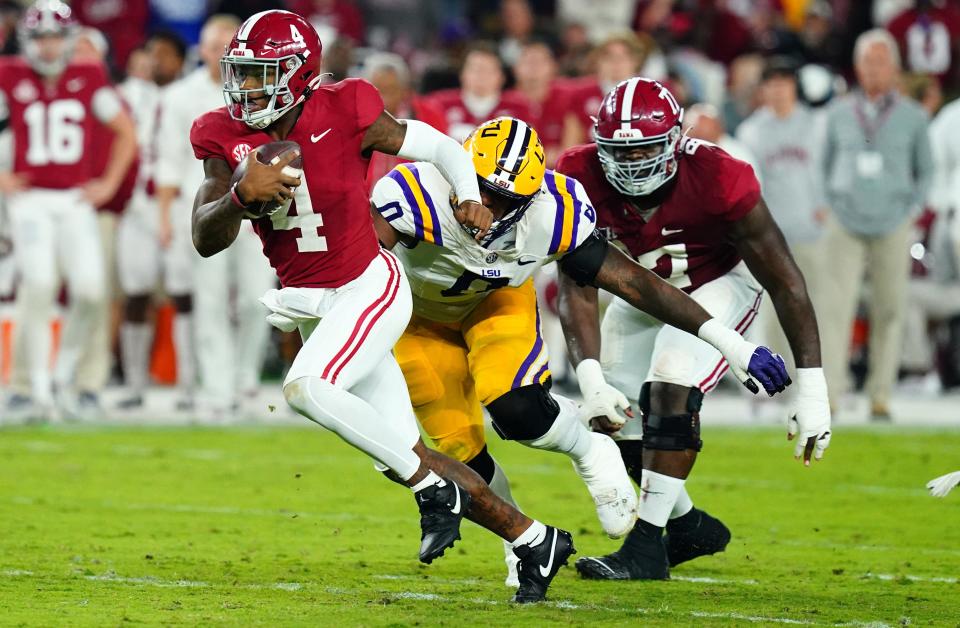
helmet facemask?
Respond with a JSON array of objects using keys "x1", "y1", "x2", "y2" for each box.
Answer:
[
  {"x1": 597, "y1": 125, "x2": 681, "y2": 197},
  {"x1": 221, "y1": 54, "x2": 304, "y2": 130},
  {"x1": 474, "y1": 177, "x2": 539, "y2": 248}
]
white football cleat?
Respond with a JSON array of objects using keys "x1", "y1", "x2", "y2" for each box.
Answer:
[
  {"x1": 503, "y1": 539, "x2": 520, "y2": 588},
  {"x1": 572, "y1": 432, "x2": 638, "y2": 538},
  {"x1": 927, "y1": 471, "x2": 960, "y2": 498}
]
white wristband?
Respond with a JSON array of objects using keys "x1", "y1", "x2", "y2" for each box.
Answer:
[
  {"x1": 575, "y1": 359, "x2": 606, "y2": 393},
  {"x1": 796, "y1": 367, "x2": 827, "y2": 398},
  {"x1": 697, "y1": 318, "x2": 754, "y2": 371},
  {"x1": 396, "y1": 119, "x2": 481, "y2": 204}
]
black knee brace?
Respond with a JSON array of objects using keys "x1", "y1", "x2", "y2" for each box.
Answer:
[
  {"x1": 465, "y1": 445, "x2": 496, "y2": 484},
  {"x1": 639, "y1": 382, "x2": 704, "y2": 452},
  {"x1": 486, "y1": 384, "x2": 559, "y2": 441}
]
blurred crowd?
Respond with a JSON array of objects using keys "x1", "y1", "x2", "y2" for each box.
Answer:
[{"x1": 2, "y1": 0, "x2": 960, "y2": 422}]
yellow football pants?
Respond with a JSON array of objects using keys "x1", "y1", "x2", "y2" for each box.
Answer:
[{"x1": 394, "y1": 280, "x2": 551, "y2": 463}]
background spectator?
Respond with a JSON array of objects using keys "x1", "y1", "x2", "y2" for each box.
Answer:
[
  {"x1": 819, "y1": 29, "x2": 933, "y2": 420},
  {"x1": 425, "y1": 41, "x2": 531, "y2": 143},
  {"x1": 737, "y1": 56, "x2": 829, "y2": 374}
]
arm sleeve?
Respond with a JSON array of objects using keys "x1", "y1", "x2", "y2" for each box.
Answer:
[
  {"x1": 92, "y1": 86, "x2": 122, "y2": 124},
  {"x1": 396, "y1": 118, "x2": 482, "y2": 204},
  {"x1": 370, "y1": 169, "x2": 420, "y2": 240}
]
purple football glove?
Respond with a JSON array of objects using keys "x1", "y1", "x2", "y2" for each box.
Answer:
[{"x1": 744, "y1": 347, "x2": 791, "y2": 396}]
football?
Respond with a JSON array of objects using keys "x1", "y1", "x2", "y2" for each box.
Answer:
[{"x1": 230, "y1": 140, "x2": 303, "y2": 219}]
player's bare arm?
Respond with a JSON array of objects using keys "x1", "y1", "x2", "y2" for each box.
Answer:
[
  {"x1": 729, "y1": 198, "x2": 832, "y2": 465},
  {"x1": 360, "y1": 111, "x2": 493, "y2": 239},
  {"x1": 191, "y1": 150, "x2": 300, "y2": 257},
  {"x1": 729, "y1": 199, "x2": 821, "y2": 368},
  {"x1": 82, "y1": 109, "x2": 137, "y2": 207}
]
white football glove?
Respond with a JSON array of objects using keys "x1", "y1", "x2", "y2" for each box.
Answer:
[
  {"x1": 576, "y1": 359, "x2": 632, "y2": 431},
  {"x1": 787, "y1": 367, "x2": 832, "y2": 466},
  {"x1": 927, "y1": 471, "x2": 960, "y2": 498}
]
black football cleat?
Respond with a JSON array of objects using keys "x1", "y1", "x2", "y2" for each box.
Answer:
[
  {"x1": 664, "y1": 507, "x2": 731, "y2": 567},
  {"x1": 416, "y1": 480, "x2": 471, "y2": 564},
  {"x1": 512, "y1": 526, "x2": 576, "y2": 603},
  {"x1": 575, "y1": 522, "x2": 669, "y2": 580}
]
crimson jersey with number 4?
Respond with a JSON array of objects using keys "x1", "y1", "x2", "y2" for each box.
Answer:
[
  {"x1": 191, "y1": 78, "x2": 385, "y2": 289},
  {"x1": 0, "y1": 58, "x2": 111, "y2": 189},
  {"x1": 556, "y1": 138, "x2": 760, "y2": 293}
]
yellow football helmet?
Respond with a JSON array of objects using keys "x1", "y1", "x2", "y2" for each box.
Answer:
[{"x1": 463, "y1": 117, "x2": 546, "y2": 247}]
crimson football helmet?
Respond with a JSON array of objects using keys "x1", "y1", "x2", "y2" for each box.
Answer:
[
  {"x1": 221, "y1": 10, "x2": 324, "y2": 130},
  {"x1": 18, "y1": 0, "x2": 77, "y2": 77},
  {"x1": 594, "y1": 77, "x2": 684, "y2": 196}
]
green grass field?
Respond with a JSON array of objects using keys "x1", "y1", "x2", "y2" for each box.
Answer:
[{"x1": 0, "y1": 423, "x2": 958, "y2": 627}]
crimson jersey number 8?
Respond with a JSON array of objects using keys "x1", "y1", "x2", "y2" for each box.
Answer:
[{"x1": 24, "y1": 99, "x2": 85, "y2": 166}]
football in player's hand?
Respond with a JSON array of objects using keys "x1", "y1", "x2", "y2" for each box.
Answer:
[{"x1": 231, "y1": 140, "x2": 303, "y2": 219}]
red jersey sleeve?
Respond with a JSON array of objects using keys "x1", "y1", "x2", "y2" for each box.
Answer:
[
  {"x1": 350, "y1": 78, "x2": 385, "y2": 132},
  {"x1": 190, "y1": 112, "x2": 226, "y2": 162},
  {"x1": 691, "y1": 143, "x2": 760, "y2": 221},
  {"x1": 719, "y1": 158, "x2": 761, "y2": 221}
]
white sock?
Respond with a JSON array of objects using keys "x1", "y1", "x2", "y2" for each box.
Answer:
[
  {"x1": 639, "y1": 470, "x2": 686, "y2": 528},
  {"x1": 670, "y1": 486, "x2": 694, "y2": 520},
  {"x1": 121, "y1": 322, "x2": 152, "y2": 394},
  {"x1": 490, "y1": 460, "x2": 520, "y2": 510},
  {"x1": 521, "y1": 393, "x2": 593, "y2": 462},
  {"x1": 284, "y1": 375, "x2": 422, "y2": 481},
  {"x1": 173, "y1": 313, "x2": 195, "y2": 394},
  {"x1": 510, "y1": 520, "x2": 547, "y2": 547},
  {"x1": 410, "y1": 470, "x2": 445, "y2": 493}
]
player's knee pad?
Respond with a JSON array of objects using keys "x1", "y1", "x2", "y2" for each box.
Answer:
[
  {"x1": 431, "y1": 424, "x2": 486, "y2": 464},
  {"x1": 486, "y1": 384, "x2": 559, "y2": 441},
  {"x1": 465, "y1": 445, "x2": 496, "y2": 484},
  {"x1": 639, "y1": 382, "x2": 704, "y2": 452}
]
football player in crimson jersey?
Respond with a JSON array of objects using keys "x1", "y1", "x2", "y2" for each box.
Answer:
[
  {"x1": 556, "y1": 78, "x2": 831, "y2": 581},
  {"x1": 370, "y1": 117, "x2": 790, "y2": 586},
  {"x1": 0, "y1": 0, "x2": 137, "y2": 418},
  {"x1": 189, "y1": 10, "x2": 569, "y2": 602}
]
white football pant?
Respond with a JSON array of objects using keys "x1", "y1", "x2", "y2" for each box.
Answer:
[{"x1": 8, "y1": 189, "x2": 105, "y2": 403}]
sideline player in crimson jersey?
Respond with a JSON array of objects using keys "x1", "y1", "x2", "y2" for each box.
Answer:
[
  {"x1": 190, "y1": 10, "x2": 570, "y2": 603},
  {"x1": 0, "y1": 0, "x2": 136, "y2": 418},
  {"x1": 425, "y1": 42, "x2": 532, "y2": 143},
  {"x1": 556, "y1": 78, "x2": 831, "y2": 580}
]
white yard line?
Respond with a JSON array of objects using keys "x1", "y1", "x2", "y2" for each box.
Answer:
[{"x1": 863, "y1": 572, "x2": 958, "y2": 584}]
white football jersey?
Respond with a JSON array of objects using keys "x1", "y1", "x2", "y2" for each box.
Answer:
[{"x1": 371, "y1": 162, "x2": 597, "y2": 322}]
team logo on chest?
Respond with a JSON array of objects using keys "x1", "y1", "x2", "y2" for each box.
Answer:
[
  {"x1": 484, "y1": 252, "x2": 499, "y2": 264},
  {"x1": 232, "y1": 143, "x2": 252, "y2": 164},
  {"x1": 13, "y1": 80, "x2": 37, "y2": 104}
]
